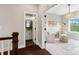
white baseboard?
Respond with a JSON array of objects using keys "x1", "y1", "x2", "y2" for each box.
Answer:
[{"x1": 18, "y1": 44, "x2": 25, "y2": 49}]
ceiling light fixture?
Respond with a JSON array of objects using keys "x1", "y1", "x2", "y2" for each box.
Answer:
[{"x1": 64, "y1": 4, "x2": 74, "y2": 19}]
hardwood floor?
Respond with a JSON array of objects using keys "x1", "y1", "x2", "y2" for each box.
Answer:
[
  {"x1": 17, "y1": 45, "x2": 51, "y2": 55},
  {"x1": 26, "y1": 40, "x2": 35, "y2": 47},
  {"x1": 2, "y1": 45, "x2": 51, "y2": 55},
  {"x1": 17, "y1": 40, "x2": 51, "y2": 55},
  {"x1": 0, "y1": 40, "x2": 51, "y2": 55}
]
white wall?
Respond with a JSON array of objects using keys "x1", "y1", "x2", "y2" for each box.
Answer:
[
  {"x1": 42, "y1": 13, "x2": 62, "y2": 48},
  {"x1": 46, "y1": 13, "x2": 62, "y2": 23},
  {"x1": 37, "y1": 4, "x2": 51, "y2": 48},
  {"x1": 25, "y1": 28, "x2": 33, "y2": 40},
  {"x1": 46, "y1": 13, "x2": 62, "y2": 34},
  {"x1": 37, "y1": 4, "x2": 55, "y2": 48},
  {"x1": 0, "y1": 4, "x2": 37, "y2": 51}
]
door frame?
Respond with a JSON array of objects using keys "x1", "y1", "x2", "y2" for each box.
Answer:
[{"x1": 24, "y1": 12, "x2": 38, "y2": 47}]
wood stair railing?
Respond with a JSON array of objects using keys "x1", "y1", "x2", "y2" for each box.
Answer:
[{"x1": 0, "y1": 32, "x2": 19, "y2": 55}]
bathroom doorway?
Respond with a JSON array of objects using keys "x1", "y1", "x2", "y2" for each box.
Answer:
[{"x1": 24, "y1": 13, "x2": 36, "y2": 47}]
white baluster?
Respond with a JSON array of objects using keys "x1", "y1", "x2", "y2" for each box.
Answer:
[
  {"x1": 1, "y1": 41, "x2": 4, "y2": 55},
  {"x1": 8, "y1": 40, "x2": 10, "y2": 55}
]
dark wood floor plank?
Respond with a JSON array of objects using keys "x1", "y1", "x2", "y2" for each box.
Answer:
[
  {"x1": 17, "y1": 45, "x2": 51, "y2": 55},
  {"x1": 0, "y1": 39, "x2": 51, "y2": 55},
  {"x1": 0, "y1": 45, "x2": 51, "y2": 55}
]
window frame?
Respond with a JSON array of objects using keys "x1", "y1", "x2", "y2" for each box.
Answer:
[{"x1": 68, "y1": 18, "x2": 79, "y2": 33}]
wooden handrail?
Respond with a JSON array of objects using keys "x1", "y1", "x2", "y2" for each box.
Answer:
[
  {"x1": 0, "y1": 32, "x2": 19, "y2": 55},
  {"x1": 0, "y1": 37, "x2": 13, "y2": 40}
]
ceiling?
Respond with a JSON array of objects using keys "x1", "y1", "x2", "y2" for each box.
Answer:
[{"x1": 46, "y1": 4, "x2": 79, "y2": 15}]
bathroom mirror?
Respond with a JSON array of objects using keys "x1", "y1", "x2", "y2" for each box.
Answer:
[{"x1": 25, "y1": 20, "x2": 32, "y2": 30}]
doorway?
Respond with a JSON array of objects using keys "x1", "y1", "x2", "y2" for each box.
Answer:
[{"x1": 24, "y1": 13, "x2": 36, "y2": 47}]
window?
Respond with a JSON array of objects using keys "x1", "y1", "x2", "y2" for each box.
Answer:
[{"x1": 69, "y1": 18, "x2": 79, "y2": 32}]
